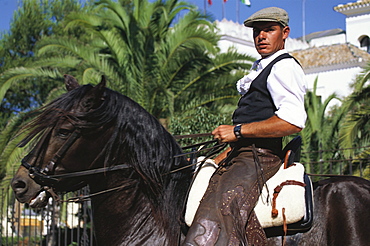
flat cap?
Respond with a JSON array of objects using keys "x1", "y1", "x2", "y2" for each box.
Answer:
[{"x1": 244, "y1": 7, "x2": 289, "y2": 27}]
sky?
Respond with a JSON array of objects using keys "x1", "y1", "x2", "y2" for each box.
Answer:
[{"x1": 0, "y1": 0, "x2": 350, "y2": 38}]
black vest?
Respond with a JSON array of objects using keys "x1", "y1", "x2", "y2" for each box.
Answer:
[{"x1": 232, "y1": 53, "x2": 298, "y2": 156}]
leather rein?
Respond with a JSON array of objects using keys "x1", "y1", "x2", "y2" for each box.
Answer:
[{"x1": 20, "y1": 128, "x2": 222, "y2": 202}]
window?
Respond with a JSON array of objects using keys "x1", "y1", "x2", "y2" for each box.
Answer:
[{"x1": 360, "y1": 36, "x2": 370, "y2": 53}]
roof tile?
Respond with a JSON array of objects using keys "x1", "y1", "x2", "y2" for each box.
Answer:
[{"x1": 291, "y1": 43, "x2": 370, "y2": 69}]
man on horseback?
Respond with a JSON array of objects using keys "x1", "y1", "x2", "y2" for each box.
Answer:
[{"x1": 183, "y1": 7, "x2": 307, "y2": 246}]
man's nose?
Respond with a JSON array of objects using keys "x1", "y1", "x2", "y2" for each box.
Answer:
[{"x1": 257, "y1": 31, "x2": 266, "y2": 40}]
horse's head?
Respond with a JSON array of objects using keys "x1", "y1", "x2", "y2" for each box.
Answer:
[{"x1": 11, "y1": 75, "x2": 114, "y2": 208}]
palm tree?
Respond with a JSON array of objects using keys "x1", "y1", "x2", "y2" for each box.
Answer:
[
  {"x1": 300, "y1": 77, "x2": 343, "y2": 174},
  {"x1": 0, "y1": 113, "x2": 31, "y2": 194},
  {"x1": 338, "y1": 62, "x2": 370, "y2": 177},
  {"x1": 0, "y1": 0, "x2": 92, "y2": 128},
  {"x1": 4, "y1": 0, "x2": 252, "y2": 119}
]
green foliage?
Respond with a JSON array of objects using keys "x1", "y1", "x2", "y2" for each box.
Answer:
[
  {"x1": 0, "y1": 0, "x2": 94, "y2": 128},
  {"x1": 300, "y1": 76, "x2": 344, "y2": 174},
  {"x1": 1, "y1": 0, "x2": 253, "y2": 120},
  {"x1": 0, "y1": 113, "x2": 34, "y2": 187},
  {"x1": 338, "y1": 62, "x2": 370, "y2": 178},
  {"x1": 0, "y1": 0, "x2": 255, "y2": 117},
  {"x1": 300, "y1": 67, "x2": 370, "y2": 179},
  {"x1": 0, "y1": 236, "x2": 43, "y2": 246},
  {"x1": 339, "y1": 62, "x2": 370, "y2": 156},
  {"x1": 169, "y1": 106, "x2": 232, "y2": 146}
]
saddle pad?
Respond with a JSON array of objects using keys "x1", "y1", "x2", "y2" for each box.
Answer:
[
  {"x1": 254, "y1": 163, "x2": 306, "y2": 228},
  {"x1": 185, "y1": 158, "x2": 306, "y2": 228},
  {"x1": 185, "y1": 157, "x2": 218, "y2": 226}
]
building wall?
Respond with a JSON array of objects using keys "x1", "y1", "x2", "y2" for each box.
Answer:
[
  {"x1": 309, "y1": 33, "x2": 347, "y2": 47},
  {"x1": 305, "y1": 66, "x2": 362, "y2": 101},
  {"x1": 346, "y1": 13, "x2": 370, "y2": 48}
]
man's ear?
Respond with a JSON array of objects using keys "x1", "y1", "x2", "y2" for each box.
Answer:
[{"x1": 282, "y1": 26, "x2": 290, "y2": 40}]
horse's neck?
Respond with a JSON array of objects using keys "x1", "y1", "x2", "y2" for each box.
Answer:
[{"x1": 88, "y1": 175, "x2": 178, "y2": 245}]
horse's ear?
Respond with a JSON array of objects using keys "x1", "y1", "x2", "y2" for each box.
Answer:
[
  {"x1": 64, "y1": 74, "x2": 80, "y2": 91},
  {"x1": 81, "y1": 76, "x2": 107, "y2": 110},
  {"x1": 96, "y1": 75, "x2": 106, "y2": 91}
]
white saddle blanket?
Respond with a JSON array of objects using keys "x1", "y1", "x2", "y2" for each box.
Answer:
[{"x1": 185, "y1": 157, "x2": 307, "y2": 228}]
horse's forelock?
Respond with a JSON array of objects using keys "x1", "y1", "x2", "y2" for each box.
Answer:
[{"x1": 19, "y1": 85, "x2": 92, "y2": 146}]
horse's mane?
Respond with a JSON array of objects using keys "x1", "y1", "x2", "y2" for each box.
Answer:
[{"x1": 21, "y1": 84, "x2": 192, "y2": 242}]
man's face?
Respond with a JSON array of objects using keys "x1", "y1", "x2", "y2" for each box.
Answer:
[{"x1": 253, "y1": 22, "x2": 290, "y2": 58}]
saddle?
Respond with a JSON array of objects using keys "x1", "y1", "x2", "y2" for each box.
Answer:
[
  {"x1": 263, "y1": 136, "x2": 313, "y2": 237},
  {"x1": 185, "y1": 136, "x2": 313, "y2": 237}
]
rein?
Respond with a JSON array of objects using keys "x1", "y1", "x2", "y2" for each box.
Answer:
[
  {"x1": 22, "y1": 159, "x2": 131, "y2": 184},
  {"x1": 169, "y1": 132, "x2": 227, "y2": 175},
  {"x1": 21, "y1": 129, "x2": 223, "y2": 203},
  {"x1": 62, "y1": 182, "x2": 137, "y2": 203},
  {"x1": 174, "y1": 133, "x2": 213, "y2": 140}
]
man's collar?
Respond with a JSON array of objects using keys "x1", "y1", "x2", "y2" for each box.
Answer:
[{"x1": 258, "y1": 49, "x2": 287, "y2": 69}]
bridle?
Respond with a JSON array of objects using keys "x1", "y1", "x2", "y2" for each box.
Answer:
[
  {"x1": 20, "y1": 123, "x2": 134, "y2": 202},
  {"x1": 21, "y1": 128, "x2": 83, "y2": 188},
  {"x1": 21, "y1": 158, "x2": 131, "y2": 188}
]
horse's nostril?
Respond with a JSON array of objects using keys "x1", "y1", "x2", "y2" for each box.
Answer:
[{"x1": 12, "y1": 179, "x2": 27, "y2": 191}]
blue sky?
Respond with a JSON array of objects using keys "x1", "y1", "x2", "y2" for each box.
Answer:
[{"x1": 0, "y1": 0, "x2": 349, "y2": 38}]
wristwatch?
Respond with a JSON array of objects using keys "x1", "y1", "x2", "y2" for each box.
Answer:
[{"x1": 233, "y1": 124, "x2": 244, "y2": 139}]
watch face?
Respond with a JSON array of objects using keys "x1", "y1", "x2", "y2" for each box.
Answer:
[{"x1": 234, "y1": 124, "x2": 243, "y2": 139}]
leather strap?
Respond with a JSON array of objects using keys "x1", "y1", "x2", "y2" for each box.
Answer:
[{"x1": 271, "y1": 180, "x2": 306, "y2": 217}]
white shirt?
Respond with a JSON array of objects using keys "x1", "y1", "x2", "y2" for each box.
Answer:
[{"x1": 236, "y1": 49, "x2": 307, "y2": 128}]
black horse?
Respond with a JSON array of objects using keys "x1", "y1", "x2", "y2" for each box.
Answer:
[{"x1": 11, "y1": 76, "x2": 370, "y2": 245}]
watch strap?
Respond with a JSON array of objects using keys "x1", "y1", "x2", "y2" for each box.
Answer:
[{"x1": 234, "y1": 124, "x2": 244, "y2": 139}]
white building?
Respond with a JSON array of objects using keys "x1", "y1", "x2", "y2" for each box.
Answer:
[
  {"x1": 335, "y1": 0, "x2": 370, "y2": 52},
  {"x1": 216, "y1": 0, "x2": 370, "y2": 105}
]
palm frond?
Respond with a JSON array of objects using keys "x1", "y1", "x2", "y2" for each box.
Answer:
[{"x1": 0, "y1": 67, "x2": 61, "y2": 101}]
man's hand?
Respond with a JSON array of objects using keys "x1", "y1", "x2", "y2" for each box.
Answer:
[{"x1": 212, "y1": 125, "x2": 238, "y2": 143}]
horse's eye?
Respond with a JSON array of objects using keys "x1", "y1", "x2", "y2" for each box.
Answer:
[{"x1": 57, "y1": 129, "x2": 72, "y2": 138}]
